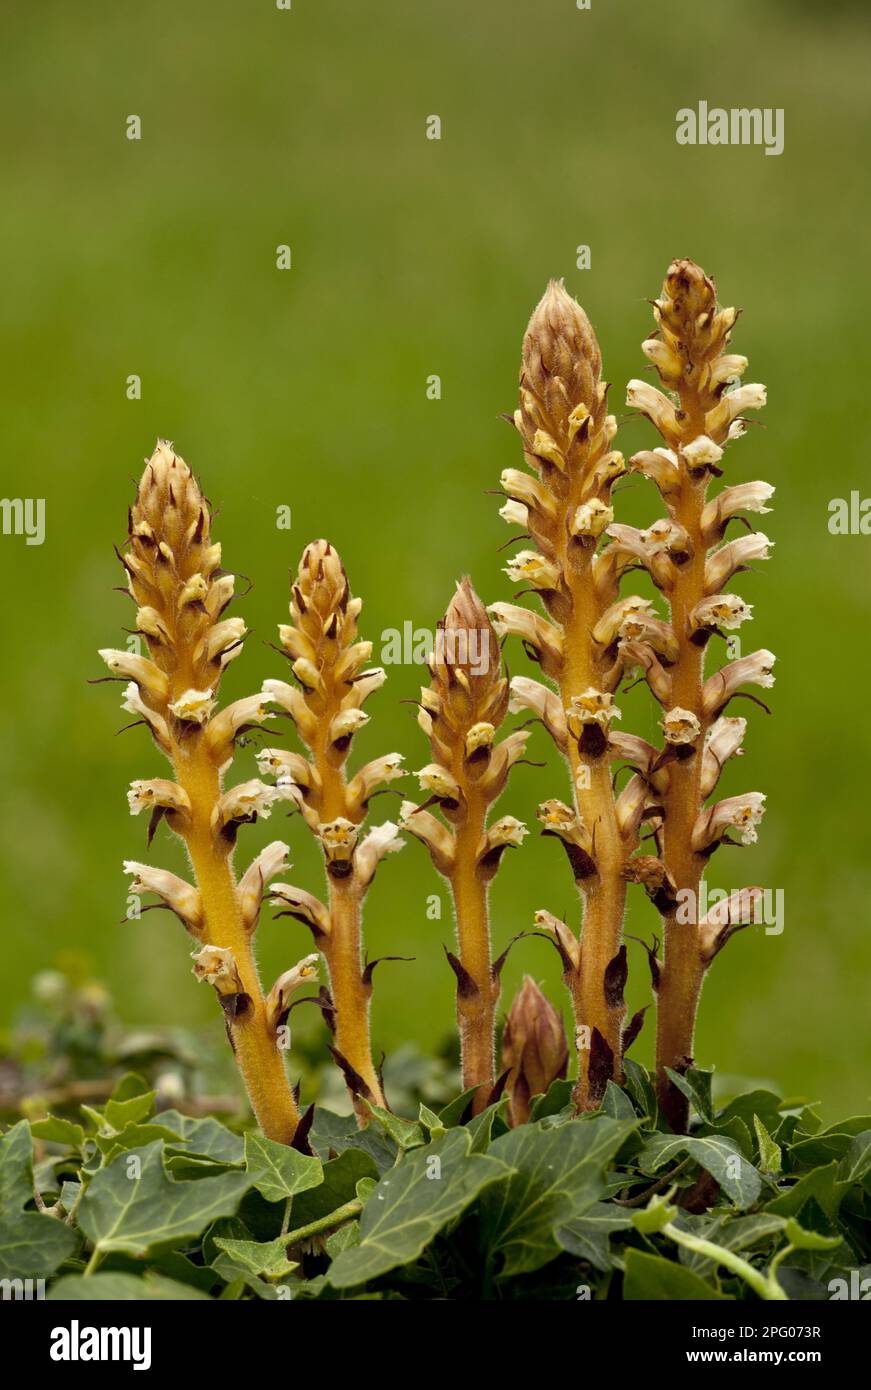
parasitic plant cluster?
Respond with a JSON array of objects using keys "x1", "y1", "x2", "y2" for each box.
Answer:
[
  {"x1": 101, "y1": 258, "x2": 773, "y2": 1144},
  {"x1": 493, "y1": 260, "x2": 772, "y2": 1126}
]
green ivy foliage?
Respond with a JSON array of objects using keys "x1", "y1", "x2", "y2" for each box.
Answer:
[{"x1": 4, "y1": 1065, "x2": 870, "y2": 1301}]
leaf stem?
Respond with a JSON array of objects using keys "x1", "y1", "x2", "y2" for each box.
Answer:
[
  {"x1": 662, "y1": 1222, "x2": 787, "y2": 1301},
  {"x1": 283, "y1": 1198, "x2": 362, "y2": 1246}
]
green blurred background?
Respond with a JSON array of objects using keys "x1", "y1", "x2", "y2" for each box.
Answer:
[{"x1": 2, "y1": 0, "x2": 869, "y2": 1117}]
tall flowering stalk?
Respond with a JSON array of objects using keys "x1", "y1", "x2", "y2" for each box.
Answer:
[
  {"x1": 256, "y1": 540, "x2": 404, "y2": 1119},
  {"x1": 492, "y1": 283, "x2": 649, "y2": 1109},
  {"x1": 626, "y1": 259, "x2": 774, "y2": 1131},
  {"x1": 401, "y1": 579, "x2": 528, "y2": 1110},
  {"x1": 101, "y1": 443, "x2": 315, "y2": 1145}
]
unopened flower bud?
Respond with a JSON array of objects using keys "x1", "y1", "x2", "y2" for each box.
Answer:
[{"x1": 501, "y1": 976, "x2": 568, "y2": 1125}]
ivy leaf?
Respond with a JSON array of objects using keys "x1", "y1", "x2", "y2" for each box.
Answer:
[
  {"x1": 718, "y1": 1088, "x2": 783, "y2": 1134},
  {"x1": 481, "y1": 1116, "x2": 639, "y2": 1277},
  {"x1": 753, "y1": 1114, "x2": 782, "y2": 1175},
  {"x1": 95, "y1": 1123, "x2": 185, "y2": 1159},
  {"x1": 637, "y1": 1133, "x2": 762, "y2": 1208},
  {"x1": 243, "y1": 1133, "x2": 322, "y2": 1204},
  {"x1": 418, "y1": 1104, "x2": 445, "y2": 1139},
  {"x1": 30, "y1": 1116, "x2": 86, "y2": 1150},
  {"x1": 77, "y1": 1141, "x2": 252, "y2": 1257},
  {"x1": 47, "y1": 1272, "x2": 211, "y2": 1300},
  {"x1": 836, "y1": 1130, "x2": 871, "y2": 1185},
  {"x1": 59, "y1": 1180, "x2": 82, "y2": 1215},
  {"x1": 623, "y1": 1249, "x2": 731, "y2": 1300},
  {"x1": 437, "y1": 1087, "x2": 482, "y2": 1127},
  {"x1": 665, "y1": 1066, "x2": 714, "y2": 1124},
  {"x1": 766, "y1": 1162, "x2": 847, "y2": 1221},
  {"x1": 213, "y1": 1235, "x2": 298, "y2": 1278},
  {"x1": 783, "y1": 1217, "x2": 843, "y2": 1251},
  {"x1": 466, "y1": 1097, "x2": 509, "y2": 1152},
  {"x1": 109, "y1": 1072, "x2": 151, "y2": 1103},
  {"x1": 149, "y1": 1249, "x2": 217, "y2": 1292},
  {"x1": 623, "y1": 1059, "x2": 656, "y2": 1120},
  {"x1": 557, "y1": 1201, "x2": 633, "y2": 1271},
  {"x1": 328, "y1": 1127, "x2": 510, "y2": 1288},
  {"x1": 0, "y1": 1121, "x2": 77, "y2": 1280},
  {"x1": 158, "y1": 1111, "x2": 245, "y2": 1165},
  {"x1": 326, "y1": 1222, "x2": 360, "y2": 1257},
  {"x1": 529, "y1": 1080, "x2": 574, "y2": 1122},
  {"x1": 631, "y1": 1192, "x2": 678, "y2": 1236},
  {"x1": 362, "y1": 1102, "x2": 425, "y2": 1152},
  {"x1": 309, "y1": 1107, "x2": 396, "y2": 1173},
  {"x1": 704, "y1": 1115, "x2": 755, "y2": 1158},
  {"x1": 288, "y1": 1148, "x2": 378, "y2": 1229},
  {"x1": 103, "y1": 1091, "x2": 157, "y2": 1131},
  {"x1": 602, "y1": 1081, "x2": 637, "y2": 1122}
]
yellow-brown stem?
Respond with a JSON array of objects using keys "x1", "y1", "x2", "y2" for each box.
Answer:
[
  {"x1": 176, "y1": 749, "x2": 300, "y2": 1144},
  {"x1": 562, "y1": 567, "x2": 628, "y2": 1108},
  {"x1": 323, "y1": 879, "x2": 385, "y2": 1113},
  {"x1": 655, "y1": 397, "x2": 710, "y2": 1130},
  {"x1": 449, "y1": 797, "x2": 496, "y2": 1112},
  {"x1": 316, "y1": 733, "x2": 385, "y2": 1116}
]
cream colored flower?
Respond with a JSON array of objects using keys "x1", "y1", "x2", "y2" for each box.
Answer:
[
  {"x1": 566, "y1": 689, "x2": 621, "y2": 736},
  {"x1": 626, "y1": 379, "x2": 679, "y2": 435},
  {"x1": 531, "y1": 428, "x2": 565, "y2": 469},
  {"x1": 465, "y1": 723, "x2": 495, "y2": 757},
  {"x1": 693, "y1": 792, "x2": 767, "y2": 850},
  {"x1": 691, "y1": 594, "x2": 753, "y2": 632},
  {"x1": 499, "y1": 499, "x2": 529, "y2": 528},
  {"x1": 484, "y1": 816, "x2": 528, "y2": 850},
  {"x1": 355, "y1": 821, "x2": 405, "y2": 887},
  {"x1": 503, "y1": 549, "x2": 561, "y2": 590},
  {"x1": 168, "y1": 688, "x2": 215, "y2": 725},
  {"x1": 191, "y1": 945, "x2": 242, "y2": 994},
  {"x1": 399, "y1": 800, "x2": 455, "y2": 875},
  {"x1": 127, "y1": 778, "x2": 190, "y2": 818},
  {"x1": 123, "y1": 861, "x2": 202, "y2": 931},
  {"x1": 415, "y1": 763, "x2": 461, "y2": 801},
  {"x1": 571, "y1": 499, "x2": 613, "y2": 539},
  {"x1": 682, "y1": 435, "x2": 723, "y2": 468},
  {"x1": 213, "y1": 779, "x2": 297, "y2": 828},
  {"x1": 205, "y1": 617, "x2": 247, "y2": 664},
  {"x1": 660, "y1": 707, "x2": 701, "y2": 745},
  {"x1": 98, "y1": 648, "x2": 168, "y2": 701}
]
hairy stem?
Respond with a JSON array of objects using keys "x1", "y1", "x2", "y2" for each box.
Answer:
[
  {"x1": 654, "y1": 388, "x2": 709, "y2": 1129},
  {"x1": 450, "y1": 801, "x2": 496, "y2": 1105},
  {"x1": 177, "y1": 752, "x2": 300, "y2": 1144},
  {"x1": 324, "y1": 880, "x2": 385, "y2": 1110},
  {"x1": 562, "y1": 570, "x2": 627, "y2": 1107}
]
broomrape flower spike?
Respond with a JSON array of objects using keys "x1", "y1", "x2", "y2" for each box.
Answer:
[
  {"x1": 496, "y1": 281, "x2": 647, "y2": 1111},
  {"x1": 402, "y1": 577, "x2": 527, "y2": 1113},
  {"x1": 258, "y1": 540, "x2": 403, "y2": 1120},
  {"x1": 102, "y1": 442, "x2": 303, "y2": 1145},
  {"x1": 627, "y1": 260, "x2": 775, "y2": 1132}
]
